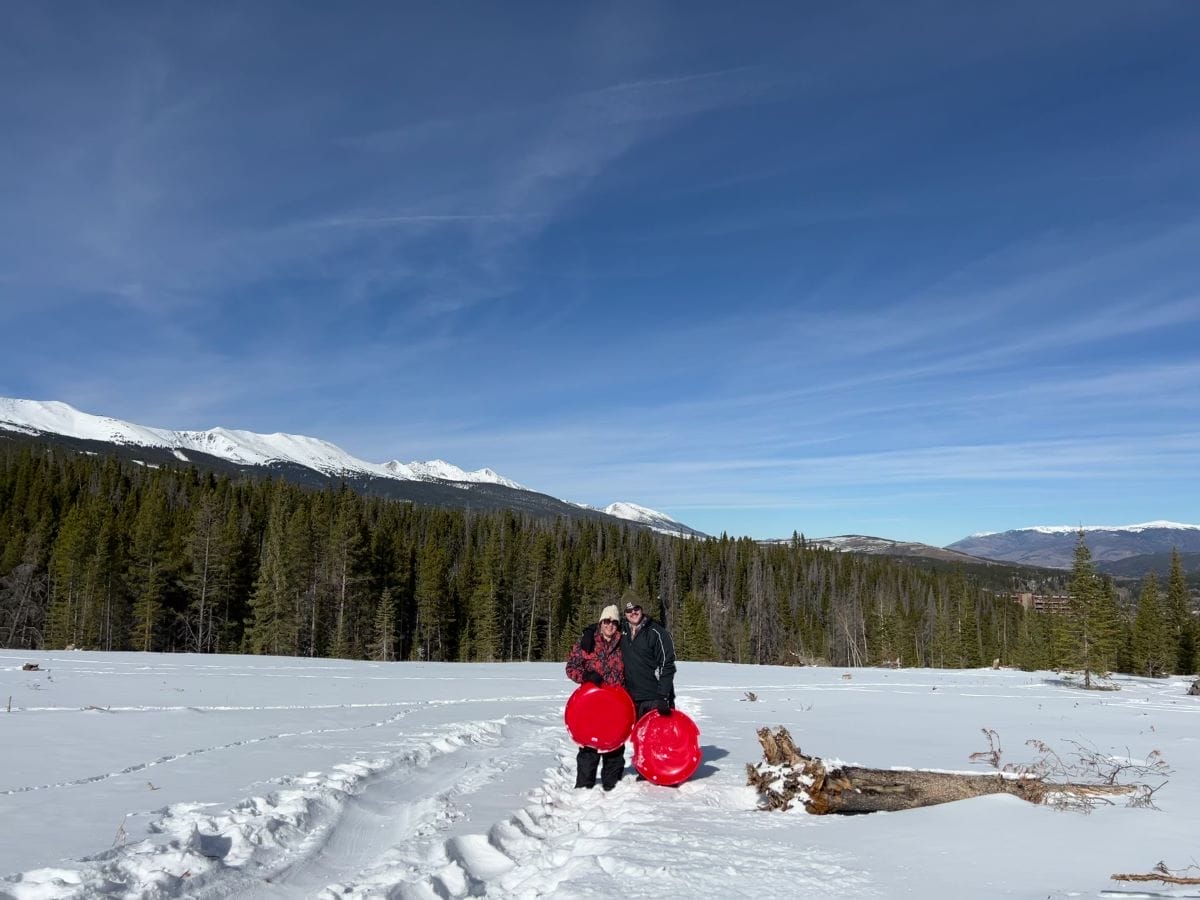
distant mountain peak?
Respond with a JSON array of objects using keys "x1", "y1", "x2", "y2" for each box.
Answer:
[
  {"x1": 601, "y1": 502, "x2": 705, "y2": 538},
  {"x1": 390, "y1": 458, "x2": 527, "y2": 490}
]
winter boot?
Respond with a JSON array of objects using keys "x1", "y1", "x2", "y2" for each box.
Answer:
[
  {"x1": 575, "y1": 746, "x2": 599, "y2": 789},
  {"x1": 600, "y1": 748, "x2": 625, "y2": 791}
]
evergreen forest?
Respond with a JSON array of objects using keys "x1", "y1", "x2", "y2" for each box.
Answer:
[{"x1": 0, "y1": 445, "x2": 1195, "y2": 677}]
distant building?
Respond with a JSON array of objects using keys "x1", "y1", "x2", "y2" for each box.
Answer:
[{"x1": 1013, "y1": 592, "x2": 1072, "y2": 614}]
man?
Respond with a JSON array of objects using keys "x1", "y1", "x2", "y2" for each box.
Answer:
[{"x1": 620, "y1": 600, "x2": 676, "y2": 719}]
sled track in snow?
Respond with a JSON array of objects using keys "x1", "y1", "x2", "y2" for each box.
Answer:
[
  {"x1": 320, "y1": 695, "x2": 874, "y2": 900},
  {"x1": 0, "y1": 711, "x2": 558, "y2": 899},
  {"x1": 0, "y1": 709, "x2": 422, "y2": 797},
  {"x1": 2, "y1": 693, "x2": 874, "y2": 899}
]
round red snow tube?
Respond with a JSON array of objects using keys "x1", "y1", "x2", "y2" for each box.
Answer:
[
  {"x1": 631, "y1": 708, "x2": 702, "y2": 786},
  {"x1": 564, "y1": 683, "x2": 636, "y2": 752}
]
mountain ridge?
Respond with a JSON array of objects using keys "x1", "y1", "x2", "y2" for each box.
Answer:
[
  {"x1": 948, "y1": 523, "x2": 1200, "y2": 571},
  {"x1": 0, "y1": 397, "x2": 702, "y2": 538},
  {"x1": 5, "y1": 398, "x2": 1192, "y2": 571}
]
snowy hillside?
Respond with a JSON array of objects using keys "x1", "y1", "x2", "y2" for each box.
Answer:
[
  {"x1": 3, "y1": 652, "x2": 1198, "y2": 899},
  {"x1": 601, "y1": 502, "x2": 706, "y2": 538},
  {"x1": 801, "y1": 534, "x2": 992, "y2": 565}
]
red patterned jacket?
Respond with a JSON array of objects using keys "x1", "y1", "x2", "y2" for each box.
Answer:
[{"x1": 566, "y1": 630, "x2": 624, "y2": 687}]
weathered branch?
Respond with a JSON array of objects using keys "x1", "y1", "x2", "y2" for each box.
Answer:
[
  {"x1": 1110, "y1": 873, "x2": 1200, "y2": 885},
  {"x1": 748, "y1": 726, "x2": 1142, "y2": 815}
]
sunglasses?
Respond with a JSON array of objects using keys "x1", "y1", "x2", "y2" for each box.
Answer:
[
  {"x1": 625, "y1": 606, "x2": 643, "y2": 614},
  {"x1": 600, "y1": 618, "x2": 619, "y2": 626}
]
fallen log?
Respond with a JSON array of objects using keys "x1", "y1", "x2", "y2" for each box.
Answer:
[
  {"x1": 747, "y1": 726, "x2": 1137, "y2": 814},
  {"x1": 1111, "y1": 872, "x2": 1200, "y2": 886}
]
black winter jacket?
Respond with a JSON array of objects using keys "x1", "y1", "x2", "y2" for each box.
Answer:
[
  {"x1": 619, "y1": 616, "x2": 675, "y2": 703},
  {"x1": 578, "y1": 618, "x2": 677, "y2": 702}
]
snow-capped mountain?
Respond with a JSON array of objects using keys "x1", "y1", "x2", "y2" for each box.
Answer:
[
  {"x1": 0, "y1": 398, "x2": 702, "y2": 535},
  {"x1": 600, "y1": 502, "x2": 707, "y2": 539},
  {"x1": 0, "y1": 398, "x2": 522, "y2": 488},
  {"x1": 382, "y1": 459, "x2": 526, "y2": 490},
  {"x1": 946, "y1": 522, "x2": 1200, "y2": 570}
]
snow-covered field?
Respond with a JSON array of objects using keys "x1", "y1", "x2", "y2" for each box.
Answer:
[{"x1": 2, "y1": 652, "x2": 1199, "y2": 899}]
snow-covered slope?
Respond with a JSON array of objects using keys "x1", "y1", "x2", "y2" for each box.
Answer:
[
  {"x1": 4, "y1": 652, "x2": 1198, "y2": 900},
  {"x1": 601, "y1": 502, "x2": 705, "y2": 538},
  {"x1": 391, "y1": 459, "x2": 526, "y2": 490}
]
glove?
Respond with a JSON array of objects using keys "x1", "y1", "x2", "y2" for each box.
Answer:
[
  {"x1": 655, "y1": 698, "x2": 672, "y2": 716},
  {"x1": 583, "y1": 671, "x2": 603, "y2": 687},
  {"x1": 579, "y1": 624, "x2": 597, "y2": 654}
]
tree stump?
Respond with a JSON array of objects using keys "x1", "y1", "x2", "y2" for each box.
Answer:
[{"x1": 747, "y1": 726, "x2": 1137, "y2": 814}]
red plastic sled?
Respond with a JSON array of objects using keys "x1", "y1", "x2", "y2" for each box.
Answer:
[
  {"x1": 631, "y1": 708, "x2": 702, "y2": 786},
  {"x1": 564, "y1": 683, "x2": 636, "y2": 752}
]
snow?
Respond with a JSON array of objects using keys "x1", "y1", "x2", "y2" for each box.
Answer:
[
  {"x1": 964, "y1": 522, "x2": 1200, "y2": 539},
  {"x1": 396, "y1": 459, "x2": 527, "y2": 491},
  {"x1": 3, "y1": 653, "x2": 1199, "y2": 899},
  {"x1": 0, "y1": 398, "x2": 523, "y2": 492},
  {"x1": 602, "y1": 502, "x2": 699, "y2": 537},
  {"x1": 1012, "y1": 522, "x2": 1199, "y2": 536}
]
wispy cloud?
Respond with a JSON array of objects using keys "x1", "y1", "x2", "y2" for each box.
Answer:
[{"x1": 5, "y1": 3, "x2": 1199, "y2": 545}]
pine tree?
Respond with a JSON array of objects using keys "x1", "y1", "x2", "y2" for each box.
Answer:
[
  {"x1": 186, "y1": 494, "x2": 225, "y2": 653},
  {"x1": 369, "y1": 587, "x2": 397, "y2": 661},
  {"x1": 957, "y1": 589, "x2": 985, "y2": 668},
  {"x1": 1014, "y1": 608, "x2": 1052, "y2": 671},
  {"x1": 521, "y1": 532, "x2": 554, "y2": 661},
  {"x1": 1065, "y1": 531, "x2": 1120, "y2": 687},
  {"x1": 463, "y1": 527, "x2": 502, "y2": 662},
  {"x1": 247, "y1": 486, "x2": 300, "y2": 656},
  {"x1": 1165, "y1": 549, "x2": 1194, "y2": 674},
  {"x1": 414, "y1": 540, "x2": 451, "y2": 661},
  {"x1": 325, "y1": 489, "x2": 366, "y2": 658},
  {"x1": 46, "y1": 503, "x2": 94, "y2": 648},
  {"x1": 679, "y1": 590, "x2": 717, "y2": 660},
  {"x1": 91, "y1": 515, "x2": 124, "y2": 651},
  {"x1": 1130, "y1": 573, "x2": 1172, "y2": 677},
  {"x1": 128, "y1": 482, "x2": 170, "y2": 652}
]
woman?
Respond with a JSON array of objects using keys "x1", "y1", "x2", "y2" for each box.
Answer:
[{"x1": 565, "y1": 604, "x2": 627, "y2": 790}]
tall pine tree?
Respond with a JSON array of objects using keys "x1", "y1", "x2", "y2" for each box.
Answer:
[{"x1": 1131, "y1": 573, "x2": 1172, "y2": 677}]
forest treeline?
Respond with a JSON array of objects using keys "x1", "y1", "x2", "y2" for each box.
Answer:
[{"x1": 0, "y1": 445, "x2": 1194, "y2": 676}]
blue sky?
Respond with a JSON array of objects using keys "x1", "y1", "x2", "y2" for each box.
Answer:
[{"x1": 3, "y1": 1, "x2": 1199, "y2": 546}]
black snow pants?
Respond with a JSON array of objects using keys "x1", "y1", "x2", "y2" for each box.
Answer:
[{"x1": 575, "y1": 745, "x2": 625, "y2": 790}]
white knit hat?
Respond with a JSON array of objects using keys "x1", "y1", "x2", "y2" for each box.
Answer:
[{"x1": 599, "y1": 605, "x2": 619, "y2": 624}]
